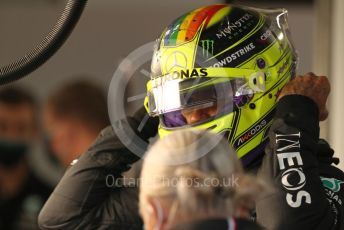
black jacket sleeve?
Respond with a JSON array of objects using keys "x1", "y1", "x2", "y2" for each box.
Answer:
[
  {"x1": 256, "y1": 95, "x2": 344, "y2": 230},
  {"x1": 38, "y1": 106, "x2": 159, "y2": 230},
  {"x1": 38, "y1": 125, "x2": 142, "y2": 230}
]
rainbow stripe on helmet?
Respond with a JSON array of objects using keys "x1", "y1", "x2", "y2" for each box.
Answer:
[{"x1": 163, "y1": 5, "x2": 229, "y2": 46}]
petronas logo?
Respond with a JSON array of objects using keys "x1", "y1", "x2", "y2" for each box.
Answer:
[
  {"x1": 201, "y1": 40, "x2": 214, "y2": 58},
  {"x1": 321, "y1": 177, "x2": 344, "y2": 193}
]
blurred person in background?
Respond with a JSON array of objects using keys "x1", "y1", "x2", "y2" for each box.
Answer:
[
  {"x1": 140, "y1": 129, "x2": 265, "y2": 230},
  {"x1": 0, "y1": 86, "x2": 52, "y2": 230},
  {"x1": 43, "y1": 80, "x2": 110, "y2": 167}
]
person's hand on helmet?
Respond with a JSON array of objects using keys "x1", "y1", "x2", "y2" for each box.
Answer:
[{"x1": 278, "y1": 72, "x2": 330, "y2": 121}]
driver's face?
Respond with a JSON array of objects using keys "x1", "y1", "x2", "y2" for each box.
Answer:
[{"x1": 181, "y1": 103, "x2": 218, "y2": 124}]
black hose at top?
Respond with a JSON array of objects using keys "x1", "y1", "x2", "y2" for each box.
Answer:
[{"x1": 0, "y1": 0, "x2": 88, "y2": 85}]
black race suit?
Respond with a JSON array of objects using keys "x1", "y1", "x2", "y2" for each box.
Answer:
[
  {"x1": 38, "y1": 96, "x2": 344, "y2": 230},
  {"x1": 257, "y1": 95, "x2": 344, "y2": 230}
]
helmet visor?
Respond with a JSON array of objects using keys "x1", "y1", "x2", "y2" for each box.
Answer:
[
  {"x1": 146, "y1": 68, "x2": 265, "y2": 128},
  {"x1": 159, "y1": 78, "x2": 233, "y2": 128}
]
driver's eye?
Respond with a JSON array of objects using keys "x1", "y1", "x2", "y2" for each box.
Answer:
[{"x1": 181, "y1": 103, "x2": 218, "y2": 125}]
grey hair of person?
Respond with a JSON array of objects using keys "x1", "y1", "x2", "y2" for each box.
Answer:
[{"x1": 139, "y1": 129, "x2": 267, "y2": 218}]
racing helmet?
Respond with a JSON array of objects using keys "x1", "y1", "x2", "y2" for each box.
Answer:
[{"x1": 144, "y1": 4, "x2": 297, "y2": 167}]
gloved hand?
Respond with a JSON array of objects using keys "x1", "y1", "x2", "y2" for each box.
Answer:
[{"x1": 278, "y1": 72, "x2": 330, "y2": 121}]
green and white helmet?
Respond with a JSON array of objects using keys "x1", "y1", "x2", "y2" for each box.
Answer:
[{"x1": 145, "y1": 4, "x2": 297, "y2": 167}]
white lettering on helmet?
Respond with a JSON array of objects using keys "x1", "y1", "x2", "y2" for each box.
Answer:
[
  {"x1": 237, "y1": 119, "x2": 267, "y2": 146},
  {"x1": 260, "y1": 29, "x2": 272, "y2": 41},
  {"x1": 216, "y1": 13, "x2": 253, "y2": 39},
  {"x1": 212, "y1": 43, "x2": 256, "y2": 67}
]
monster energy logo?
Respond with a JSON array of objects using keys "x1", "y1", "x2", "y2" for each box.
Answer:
[
  {"x1": 201, "y1": 40, "x2": 214, "y2": 58},
  {"x1": 321, "y1": 177, "x2": 344, "y2": 193}
]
